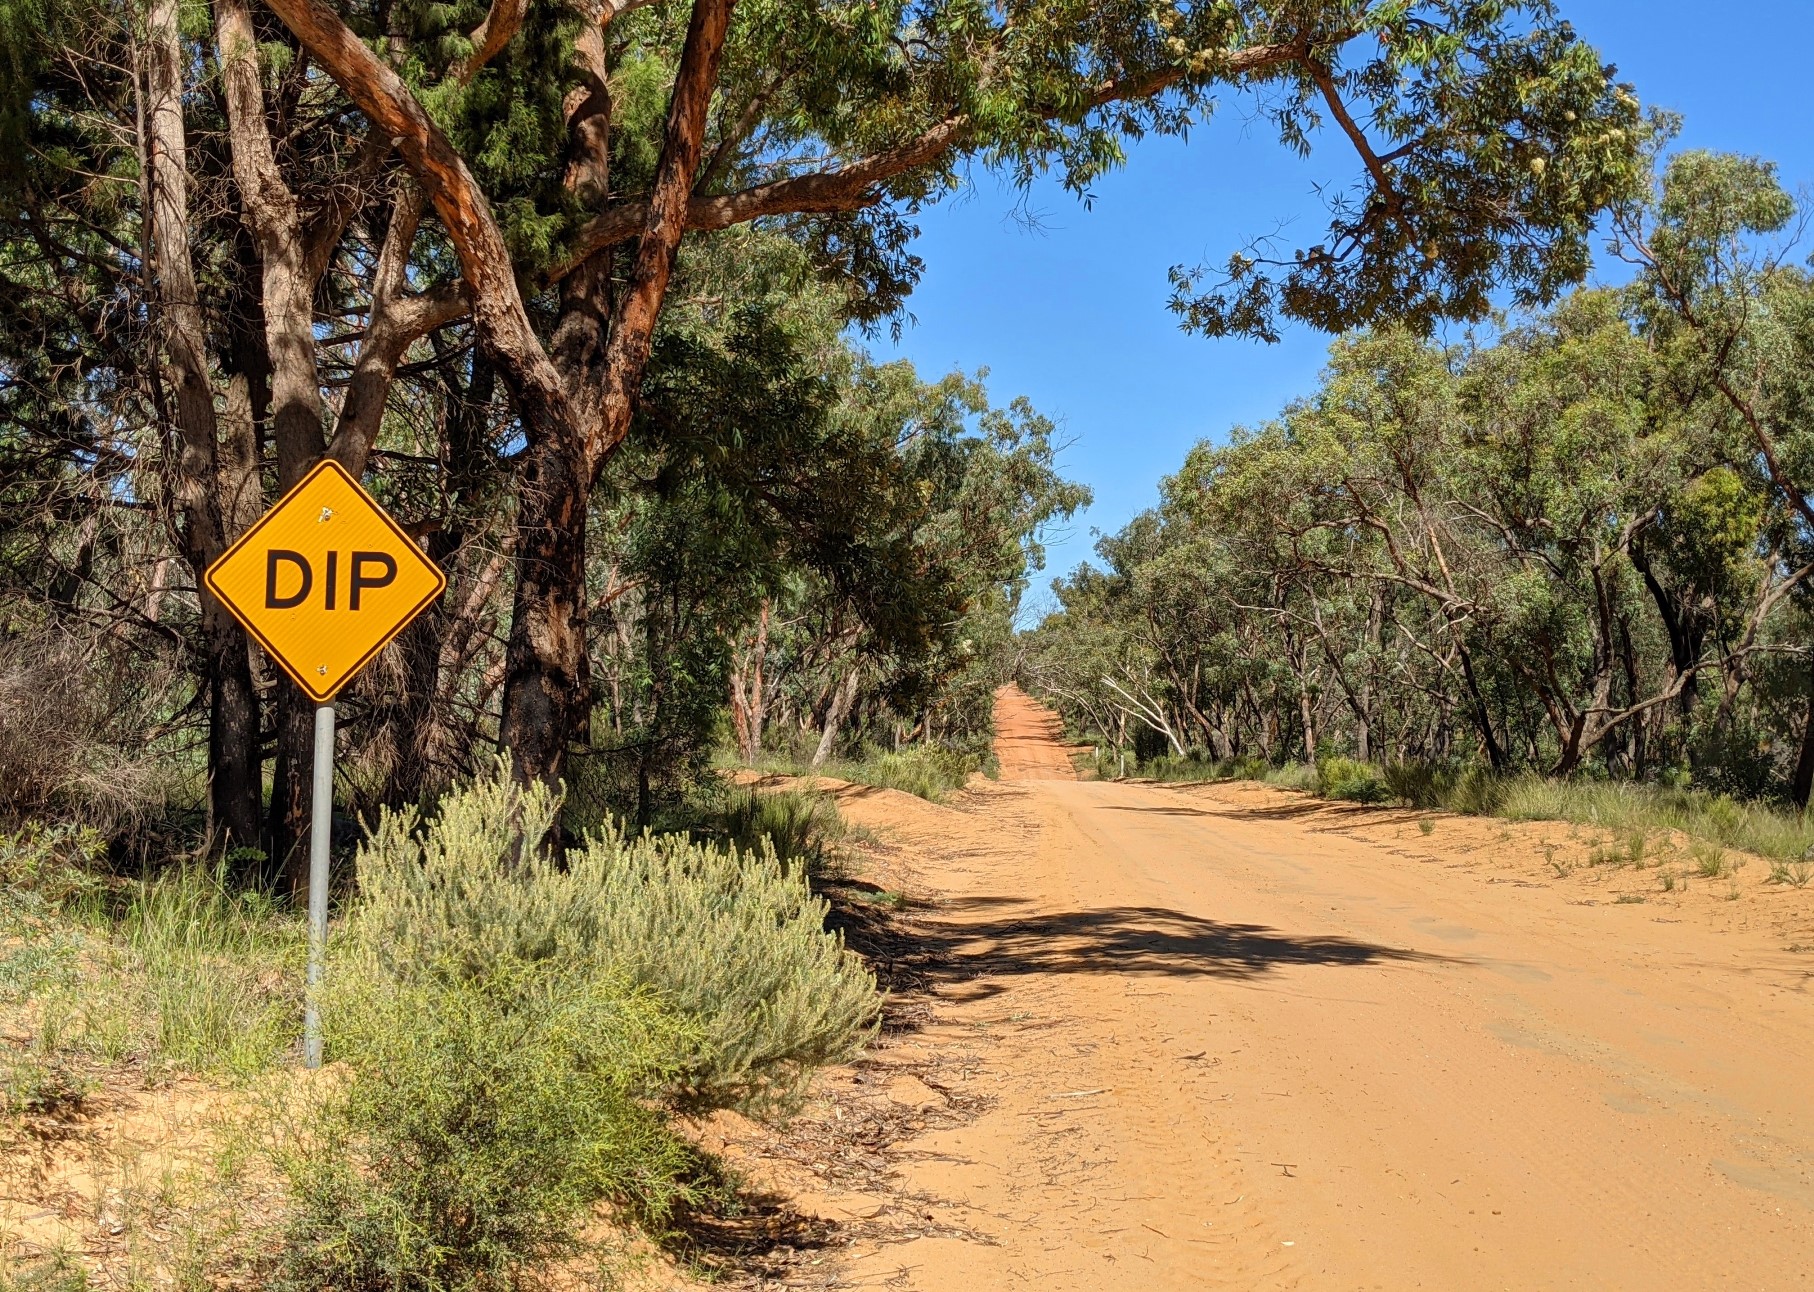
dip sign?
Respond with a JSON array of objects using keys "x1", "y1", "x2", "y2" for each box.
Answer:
[{"x1": 205, "y1": 460, "x2": 446, "y2": 1066}]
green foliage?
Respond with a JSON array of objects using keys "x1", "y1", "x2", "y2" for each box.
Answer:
[
  {"x1": 0, "y1": 821, "x2": 106, "y2": 921},
  {"x1": 704, "y1": 786, "x2": 846, "y2": 874},
  {"x1": 114, "y1": 872, "x2": 304, "y2": 1079},
  {"x1": 1445, "y1": 767, "x2": 1510, "y2": 817},
  {"x1": 350, "y1": 767, "x2": 879, "y2": 1115},
  {"x1": 2, "y1": 856, "x2": 302, "y2": 1082},
  {"x1": 831, "y1": 746, "x2": 980, "y2": 803},
  {"x1": 277, "y1": 960, "x2": 696, "y2": 1292},
  {"x1": 1264, "y1": 763, "x2": 1322, "y2": 794},
  {"x1": 269, "y1": 765, "x2": 881, "y2": 1291},
  {"x1": 1496, "y1": 778, "x2": 1814, "y2": 862},
  {"x1": 1692, "y1": 839, "x2": 1728, "y2": 879},
  {"x1": 1316, "y1": 757, "x2": 1390, "y2": 804},
  {"x1": 1134, "y1": 751, "x2": 1230, "y2": 783},
  {"x1": 1384, "y1": 761, "x2": 1454, "y2": 810},
  {"x1": 0, "y1": 1047, "x2": 90, "y2": 1121}
]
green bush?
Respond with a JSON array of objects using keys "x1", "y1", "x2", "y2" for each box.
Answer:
[
  {"x1": 350, "y1": 767, "x2": 879, "y2": 1115},
  {"x1": 277, "y1": 963, "x2": 696, "y2": 1292},
  {"x1": 1263, "y1": 762, "x2": 1320, "y2": 793},
  {"x1": 705, "y1": 786, "x2": 844, "y2": 873},
  {"x1": 1137, "y1": 751, "x2": 1225, "y2": 782},
  {"x1": 1316, "y1": 757, "x2": 1390, "y2": 804},
  {"x1": 0, "y1": 822, "x2": 107, "y2": 921},
  {"x1": 1383, "y1": 760, "x2": 1455, "y2": 809},
  {"x1": 1445, "y1": 765, "x2": 1508, "y2": 816},
  {"x1": 1220, "y1": 755, "x2": 1271, "y2": 782},
  {"x1": 837, "y1": 746, "x2": 978, "y2": 802},
  {"x1": 737, "y1": 743, "x2": 979, "y2": 802},
  {"x1": 268, "y1": 766, "x2": 880, "y2": 1292}
]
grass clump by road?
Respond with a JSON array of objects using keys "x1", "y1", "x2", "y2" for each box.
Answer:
[
  {"x1": 1, "y1": 823, "x2": 305, "y2": 1096},
  {"x1": 737, "y1": 742, "x2": 989, "y2": 803},
  {"x1": 1491, "y1": 777, "x2": 1814, "y2": 863},
  {"x1": 1103, "y1": 749, "x2": 1814, "y2": 868},
  {"x1": 703, "y1": 785, "x2": 849, "y2": 875}
]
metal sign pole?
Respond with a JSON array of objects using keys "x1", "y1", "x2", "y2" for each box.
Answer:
[{"x1": 303, "y1": 700, "x2": 335, "y2": 1069}]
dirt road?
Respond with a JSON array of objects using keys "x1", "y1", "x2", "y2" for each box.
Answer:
[{"x1": 779, "y1": 687, "x2": 1814, "y2": 1290}]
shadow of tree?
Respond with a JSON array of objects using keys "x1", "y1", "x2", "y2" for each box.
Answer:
[
  {"x1": 640, "y1": 1144, "x2": 851, "y2": 1284},
  {"x1": 1096, "y1": 801, "x2": 1221, "y2": 818},
  {"x1": 905, "y1": 896, "x2": 1450, "y2": 996},
  {"x1": 1129, "y1": 781, "x2": 1435, "y2": 830}
]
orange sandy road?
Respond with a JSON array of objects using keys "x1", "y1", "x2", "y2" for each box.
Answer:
[{"x1": 819, "y1": 687, "x2": 1814, "y2": 1290}]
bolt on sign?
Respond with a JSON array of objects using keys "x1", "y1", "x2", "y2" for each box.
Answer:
[{"x1": 204, "y1": 459, "x2": 446, "y2": 702}]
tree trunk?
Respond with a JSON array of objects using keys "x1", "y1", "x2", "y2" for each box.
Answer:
[
  {"x1": 145, "y1": 0, "x2": 262, "y2": 852},
  {"x1": 496, "y1": 438, "x2": 593, "y2": 785},
  {"x1": 811, "y1": 669, "x2": 860, "y2": 770},
  {"x1": 1792, "y1": 657, "x2": 1814, "y2": 811},
  {"x1": 1632, "y1": 544, "x2": 1698, "y2": 718},
  {"x1": 1455, "y1": 642, "x2": 1508, "y2": 771},
  {"x1": 218, "y1": 0, "x2": 341, "y2": 885},
  {"x1": 730, "y1": 599, "x2": 770, "y2": 763}
]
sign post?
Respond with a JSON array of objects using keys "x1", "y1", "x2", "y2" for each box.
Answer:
[
  {"x1": 303, "y1": 700, "x2": 335, "y2": 1067},
  {"x1": 204, "y1": 459, "x2": 446, "y2": 1068}
]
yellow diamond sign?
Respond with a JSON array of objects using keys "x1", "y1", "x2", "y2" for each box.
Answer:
[{"x1": 204, "y1": 460, "x2": 446, "y2": 703}]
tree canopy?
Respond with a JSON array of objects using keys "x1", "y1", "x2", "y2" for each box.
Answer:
[
  {"x1": 0, "y1": 0, "x2": 1644, "y2": 869},
  {"x1": 1025, "y1": 145, "x2": 1814, "y2": 804}
]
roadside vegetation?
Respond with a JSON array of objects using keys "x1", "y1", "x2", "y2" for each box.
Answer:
[
  {"x1": 1028, "y1": 140, "x2": 1814, "y2": 877},
  {"x1": 1101, "y1": 749, "x2": 1814, "y2": 873},
  {"x1": 732, "y1": 742, "x2": 994, "y2": 805},
  {"x1": 1, "y1": 767, "x2": 877, "y2": 1289}
]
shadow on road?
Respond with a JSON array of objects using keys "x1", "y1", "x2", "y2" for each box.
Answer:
[
  {"x1": 1125, "y1": 781, "x2": 1437, "y2": 831},
  {"x1": 908, "y1": 897, "x2": 1451, "y2": 993}
]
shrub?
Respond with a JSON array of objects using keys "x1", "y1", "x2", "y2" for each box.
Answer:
[
  {"x1": 1384, "y1": 760, "x2": 1455, "y2": 810},
  {"x1": 1445, "y1": 765, "x2": 1508, "y2": 816},
  {"x1": 1263, "y1": 762, "x2": 1320, "y2": 793},
  {"x1": 270, "y1": 765, "x2": 881, "y2": 1291},
  {"x1": 1138, "y1": 751, "x2": 1224, "y2": 783},
  {"x1": 705, "y1": 787, "x2": 844, "y2": 874},
  {"x1": 276, "y1": 964, "x2": 696, "y2": 1292},
  {"x1": 1316, "y1": 757, "x2": 1390, "y2": 804},
  {"x1": 738, "y1": 743, "x2": 979, "y2": 802},
  {"x1": 350, "y1": 767, "x2": 880, "y2": 1115},
  {"x1": 838, "y1": 746, "x2": 978, "y2": 802},
  {"x1": 0, "y1": 822, "x2": 107, "y2": 920},
  {"x1": 1221, "y1": 755, "x2": 1271, "y2": 782},
  {"x1": 0, "y1": 632, "x2": 192, "y2": 844}
]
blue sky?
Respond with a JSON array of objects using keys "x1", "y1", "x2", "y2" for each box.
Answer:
[{"x1": 870, "y1": 1, "x2": 1814, "y2": 620}]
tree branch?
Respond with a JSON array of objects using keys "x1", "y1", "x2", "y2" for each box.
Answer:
[
  {"x1": 261, "y1": 0, "x2": 582, "y2": 455},
  {"x1": 328, "y1": 193, "x2": 471, "y2": 474},
  {"x1": 451, "y1": 0, "x2": 528, "y2": 85},
  {"x1": 552, "y1": 39, "x2": 1307, "y2": 281}
]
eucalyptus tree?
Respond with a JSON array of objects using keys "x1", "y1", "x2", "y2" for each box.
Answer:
[
  {"x1": 0, "y1": 0, "x2": 1646, "y2": 855},
  {"x1": 255, "y1": 0, "x2": 1644, "y2": 786},
  {"x1": 1029, "y1": 170, "x2": 1814, "y2": 794}
]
